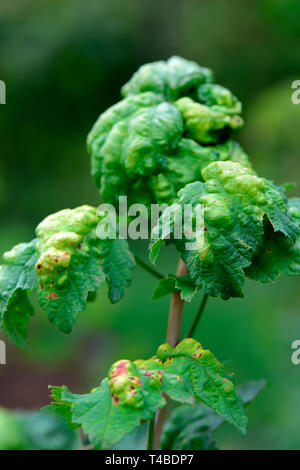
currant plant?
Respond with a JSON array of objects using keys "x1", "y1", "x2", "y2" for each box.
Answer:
[{"x1": 1, "y1": 56, "x2": 300, "y2": 450}]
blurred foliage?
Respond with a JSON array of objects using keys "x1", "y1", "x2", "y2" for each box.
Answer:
[
  {"x1": 0, "y1": 0, "x2": 300, "y2": 450},
  {"x1": 0, "y1": 406, "x2": 79, "y2": 450}
]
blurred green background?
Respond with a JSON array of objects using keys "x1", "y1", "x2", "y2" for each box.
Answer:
[{"x1": 0, "y1": 0, "x2": 300, "y2": 450}]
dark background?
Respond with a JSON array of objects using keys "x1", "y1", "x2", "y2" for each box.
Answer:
[{"x1": 0, "y1": 0, "x2": 300, "y2": 449}]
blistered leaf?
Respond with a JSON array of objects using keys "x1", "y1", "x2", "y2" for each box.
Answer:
[
  {"x1": 197, "y1": 83, "x2": 242, "y2": 115},
  {"x1": 35, "y1": 206, "x2": 135, "y2": 332},
  {"x1": 161, "y1": 379, "x2": 265, "y2": 450},
  {"x1": 35, "y1": 206, "x2": 106, "y2": 333},
  {"x1": 174, "y1": 97, "x2": 243, "y2": 144},
  {"x1": 55, "y1": 361, "x2": 166, "y2": 449},
  {"x1": 209, "y1": 139, "x2": 253, "y2": 170},
  {"x1": 150, "y1": 161, "x2": 299, "y2": 299},
  {"x1": 121, "y1": 56, "x2": 214, "y2": 101},
  {"x1": 88, "y1": 57, "x2": 245, "y2": 207},
  {"x1": 48, "y1": 338, "x2": 246, "y2": 448}
]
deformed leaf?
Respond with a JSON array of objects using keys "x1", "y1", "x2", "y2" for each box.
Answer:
[
  {"x1": 54, "y1": 360, "x2": 166, "y2": 449},
  {"x1": 87, "y1": 57, "x2": 246, "y2": 208},
  {"x1": 174, "y1": 97, "x2": 243, "y2": 144},
  {"x1": 150, "y1": 161, "x2": 299, "y2": 299},
  {"x1": 48, "y1": 338, "x2": 246, "y2": 449},
  {"x1": 121, "y1": 56, "x2": 214, "y2": 101},
  {"x1": 35, "y1": 206, "x2": 106, "y2": 333},
  {"x1": 35, "y1": 205, "x2": 135, "y2": 332},
  {"x1": 197, "y1": 83, "x2": 242, "y2": 115}
]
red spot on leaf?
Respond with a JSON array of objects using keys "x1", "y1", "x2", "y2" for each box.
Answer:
[
  {"x1": 49, "y1": 292, "x2": 58, "y2": 300},
  {"x1": 113, "y1": 396, "x2": 120, "y2": 404},
  {"x1": 110, "y1": 360, "x2": 130, "y2": 378}
]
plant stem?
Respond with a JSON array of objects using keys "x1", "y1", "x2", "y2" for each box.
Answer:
[
  {"x1": 186, "y1": 293, "x2": 209, "y2": 338},
  {"x1": 135, "y1": 254, "x2": 164, "y2": 280},
  {"x1": 146, "y1": 417, "x2": 155, "y2": 450},
  {"x1": 152, "y1": 258, "x2": 187, "y2": 450}
]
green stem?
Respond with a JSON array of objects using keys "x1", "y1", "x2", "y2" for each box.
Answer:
[
  {"x1": 146, "y1": 417, "x2": 155, "y2": 450},
  {"x1": 135, "y1": 254, "x2": 164, "y2": 280},
  {"x1": 186, "y1": 293, "x2": 209, "y2": 338}
]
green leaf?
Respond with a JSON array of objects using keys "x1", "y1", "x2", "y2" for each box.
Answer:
[
  {"x1": 99, "y1": 239, "x2": 135, "y2": 303},
  {"x1": 150, "y1": 161, "x2": 300, "y2": 299},
  {"x1": 152, "y1": 276, "x2": 176, "y2": 299},
  {"x1": 43, "y1": 386, "x2": 78, "y2": 430},
  {"x1": 161, "y1": 379, "x2": 265, "y2": 450},
  {"x1": 48, "y1": 338, "x2": 246, "y2": 449},
  {"x1": 152, "y1": 274, "x2": 197, "y2": 302},
  {"x1": 246, "y1": 197, "x2": 300, "y2": 283},
  {"x1": 0, "y1": 239, "x2": 38, "y2": 347},
  {"x1": 1, "y1": 289, "x2": 34, "y2": 349}
]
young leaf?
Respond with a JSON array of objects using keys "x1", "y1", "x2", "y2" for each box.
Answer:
[
  {"x1": 152, "y1": 274, "x2": 198, "y2": 302},
  {"x1": 197, "y1": 83, "x2": 242, "y2": 115},
  {"x1": 174, "y1": 97, "x2": 243, "y2": 144},
  {"x1": 121, "y1": 56, "x2": 213, "y2": 101},
  {"x1": 152, "y1": 276, "x2": 176, "y2": 300},
  {"x1": 150, "y1": 161, "x2": 299, "y2": 299},
  {"x1": 87, "y1": 57, "x2": 247, "y2": 208},
  {"x1": 43, "y1": 386, "x2": 78, "y2": 430},
  {"x1": 161, "y1": 379, "x2": 266, "y2": 450}
]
